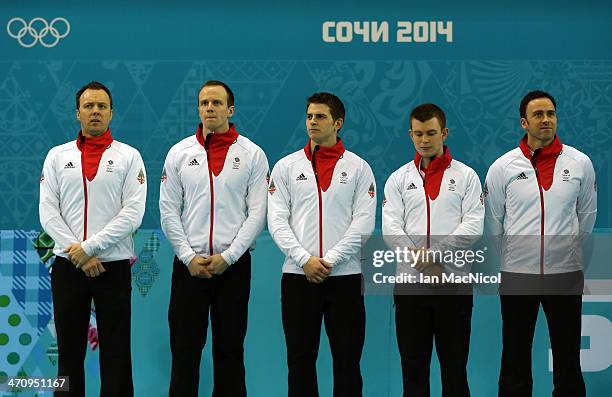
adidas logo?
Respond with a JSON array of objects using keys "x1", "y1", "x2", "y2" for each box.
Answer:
[
  {"x1": 296, "y1": 173, "x2": 307, "y2": 181},
  {"x1": 407, "y1": 182, "x2": 417, "y2": 190},
  {"x1": 188, "y1": 159, "x2": 199, "y2": 166},
  {"x1": 64, "y1": 162, "x2": 75, "y2": 169},
  {"x1": 516, "y1": 172, "x2": 528, "y2": 180}
]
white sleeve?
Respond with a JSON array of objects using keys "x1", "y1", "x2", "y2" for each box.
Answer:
[
  {"x1": 484, "y1": 161, "x2": 506, "y2": 237},
  {"x1": 39, "y1": 149, "x2": 80, "y2": 251},
  {"x1": 382, "y1": 171, "x2": 419, "y2": 250},
  {"x1": 221, "y1": 149, "x2": 269, "y2": 265},
  {"x1": 322, "y1": 161, "x2": 376, "y2": 266},
  {"x1": 577, "y1": 156, "x2": 597, "y2": 234},
  {"x1": 267, "y1": 161, "x2": 311, "y2": 268},
  {"x1": 81, "y1": 150, "x2": 147, "y2": 255},
  {"x1": 159, "y1": 148, "x2": 197, "y2": 265},
  {"x1": 430, "y1": 169, "x2": 484, "y2": 252}
]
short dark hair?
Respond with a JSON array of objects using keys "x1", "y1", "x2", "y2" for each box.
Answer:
[
  {"x1": 76, "y1": 81, "x2": 112, "y2": 109},
  {"x1": 306, "y1": 92, "x2": 346, "y2": 122},
  {"x1": 410, "y1": 103, "x2": 446, "y2": 130},
  {"x1": 198, "y1": 80, "x2": 234, "y2": 108},
  {"x1": 520, "y1": 90, "x2": 556, "y2": 118}
]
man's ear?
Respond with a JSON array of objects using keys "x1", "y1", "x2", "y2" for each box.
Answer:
[
  {"x1": 335, "y1": 117, "x2": 343, "y2": 132},
  {"x1": 520, "y1": 117, "x2": 528, "y2": 130}
]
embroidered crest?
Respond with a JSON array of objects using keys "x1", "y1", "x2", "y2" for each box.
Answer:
[
  {"x1": 137, "y1": 168, "x2": 146, "y2": 185},
  {"x1": 339, "y1": 171, "x2": 348, "y2": 184},
  {"x1": 368, "y1": 182, "x2": 375, "y2": 198}
]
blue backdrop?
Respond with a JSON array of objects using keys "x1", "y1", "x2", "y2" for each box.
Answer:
[{"x1": 1, "y1": 0, "x2": 611, "y2": 395}]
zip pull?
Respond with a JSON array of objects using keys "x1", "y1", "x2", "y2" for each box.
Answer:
[
  {"x1": 311, "y1": 145, "x2": 320, "y2": 181},
  {"x1": 204, "y1": 131, "x2": 213, "y2": 151}
]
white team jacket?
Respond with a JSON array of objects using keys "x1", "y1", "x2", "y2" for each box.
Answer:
[
  {"x1": 39, "y1": 137, "x2": 147, "y2": 261},
  {"x1": 159, "y1": 125, "x2": 269, "y2": 266},
  {"x1": 267, "y1": 141, "x2": 376, "y2": 276},
  {"x1": 382, "y1": 149, "x2": 484, "y2": 276},
  {"x1": 484, "y1": 135, "x2": 597, "y2": 274}
]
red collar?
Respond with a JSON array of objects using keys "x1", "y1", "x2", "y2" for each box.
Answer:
[
  {"x1": 195, "y1": 123, "x2": 239, "y2": 148},
  {"x1": 413, "y1": 146, "x2": 453, "y2": 200},
  {"x1": 76, "y1": 129, "x2": 113, "y2": 151},
  {"x1": 304, "y1": 138, "x2": 345, "y2": 161},
  {"x1": 76, "y1": 129, "x2": 114, "y2": 182},
  {"x1": 195, "y1": 123, "x2": 239, "y2": 176},
  {"x1": 304, "y1": 138, "x2": 346, "y2": 192},
  {"x1": 518, "y1": 134, "x2": 563, "y2": 191},
  {"x1": 519, "y1": 134, "x2": 562, "y2": 160}
]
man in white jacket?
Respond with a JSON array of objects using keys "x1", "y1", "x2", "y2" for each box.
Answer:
[
  {"x1": 39, "y1": 81, "x2": 147, "y2": 396},
  {"x1": 159, "y1": 80, "x2": 268, "y2": 396},
  {"x1": 485, "y1": 91, "x2": 596, "y2": 397},
  {"x1": 268, "y1": 92, "x2": 376, "y2": 397},
  {"x1": 382, "y1": 103, "x2": 484, "y2": 397}
]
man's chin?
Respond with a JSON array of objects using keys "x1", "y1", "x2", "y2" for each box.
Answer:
[{"x1": 204, "y1": 121, "x2": 220, "y2": 131}]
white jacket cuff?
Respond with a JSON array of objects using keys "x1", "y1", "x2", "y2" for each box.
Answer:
[
  {"x1": 221, "y1": 251, "x2": 235, "y2": 266},
  {"x1": 180, "y1": 251, "x2": 197, "y2": 266},
  {"x1": 81, "y1": 239, "x2": 96, "y2": 256},
  {"x1": 294, "y1": 249, "x2": 311, "y2": 268}
]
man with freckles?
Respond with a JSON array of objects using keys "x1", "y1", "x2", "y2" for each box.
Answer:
[
  {"x1": 382, "y1": 103, "x2": 484, "y2": 397},
  {"x1": 39, "y1": 81, "x2": 147, "y2": 396},
  {"x1": 159, "y1": 80, "x2": 269, "y2": 396}
]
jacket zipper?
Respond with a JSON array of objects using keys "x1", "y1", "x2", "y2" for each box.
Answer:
[
  {"x1": 311, "y1": 146, "x2": 323, "y2": 257},
  {"x1": 205, "y1": 136, "x2": 214, "y2": 256},
  {"x1": 81, "y1": 148, "x2": 88, "y2": 240},
  {"x1": 422, "y1": 176, "x2": 431, "y2": 249},
  {"x1": 531, "y1": 156, "x2": 545, "y2": 274}
]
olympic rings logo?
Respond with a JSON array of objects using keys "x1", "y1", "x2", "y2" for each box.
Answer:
[{"x1": 6, "y1": 17, "x2": 70, "y2": 48}]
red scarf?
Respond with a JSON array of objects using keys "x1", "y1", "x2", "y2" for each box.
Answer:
[
  {"x1": 519, "y1": 134, "x2": 563, "y2": 191},
  {"x1": 414, "y1": 146, "x2": 453, "y2": 200},
  {"x1": 304, "y1": 138, "x2": 346, "y2": 192},
  {"x1": 76, "y1": 129, "x2": 113, "y2": 181},
  {"x1": 196, "y1": 123, "x2": 239, "y2": 176}
]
